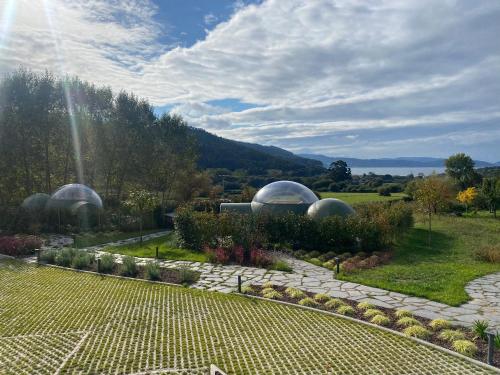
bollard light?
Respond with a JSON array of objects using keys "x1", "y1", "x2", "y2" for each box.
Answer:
[
  {"x1": 237, "y1": 275, "x2": 242, "y2": 293},
  {"x1": 97, "y1": 258, "x2": 101, "y2": 273},
  {"x1": 334, "y1": 257, "x2": 340, "y2": 274},
  {"x1": 487, "y1": 332, "x2": 495, "y2": 365},
  {"x1": 156, "y1": 246, "x2": 159, "y2": 260},
  {"x1": 35, "y1": 249, "x2": 41, "y2": 264}
]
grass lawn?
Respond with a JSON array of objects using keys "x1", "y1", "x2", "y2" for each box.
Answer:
[
  {"x1": 75, "y1": 229, "x2": 165, "y2": 248},
  {"x1": 0, "y1": 260, "x2": 489, "y2": 374},
  {"x1": 319, "y1": 192, "x2": 406, "y2": 204},
  {"x1": 339, "y1": 213, "x2": 500, "y2": 306},
  {"x1": 103, "y1": 232, "x2": 208, "y2": 263}
]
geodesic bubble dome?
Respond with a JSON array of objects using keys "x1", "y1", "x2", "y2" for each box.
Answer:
[
  {"x1": 21, "y1": 193, "x2": 51, "y2": 211},
  {"x1": 46, "y1": 184, "x2": 103, "y2": 211},
  {"x1": 307, "y1": 198, "x2": 355, "y2": 221},
  {"x1": 251, "y1": 180, "x2": 318, "y2": 215}
]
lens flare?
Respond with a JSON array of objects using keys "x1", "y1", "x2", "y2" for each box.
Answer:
[{"x1": 0, "y1": 0, "x2": 16, "y2": 51}]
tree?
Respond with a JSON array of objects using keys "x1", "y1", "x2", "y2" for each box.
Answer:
[
  {"x1": 480, "y1": 178, "x2": 500, "y2": 217},
  {"x1": 124, "y1": 189, "x2": 158, "y2": 244},
  {"x1": 414, "y1": 176, "x2": 452, "y2": 246},
  {"x1": 328, "y1": 160, "x2": 352, "y2": 182},
  {"x1": 445, "y1": 153, "x2": 479, "y2": 189},
  {"x1": 456, "y1": 187, "x2": 478, "y2": 213}
]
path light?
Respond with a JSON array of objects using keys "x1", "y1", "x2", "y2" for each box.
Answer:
[
  {"x1": 156, "y1": 246, "x2": 159, "y2": 260},
  {"x1": 237, "y1": 275, "x2": 242, "y2": 293},
  {"x1": 97, "y1": 258, "x2": 101, "y2": 273},
  {"x1": 335, "y1": 257, "x2": 340, "y2": 274},
  {"x1": 487, "y1": 332, "x2": 495, "y2": 365}
]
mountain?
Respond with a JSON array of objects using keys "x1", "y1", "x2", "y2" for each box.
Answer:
[
  {"x1": 190, "y1": 128, "x2": 324, "y2": 175},
  {"x1": 300, "y1": 154, "x2": 499, "y2": 168}
]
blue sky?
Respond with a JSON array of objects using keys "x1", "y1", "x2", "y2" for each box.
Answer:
[{"x1": 1, "y1": 0, "x2": 499, "y2": 161}]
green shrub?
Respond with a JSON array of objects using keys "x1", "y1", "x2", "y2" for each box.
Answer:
[
  {"x1": 438, "y1": 329, "x2": 465, "y2": 342},
  {"x1": 494, "y1": 332, "x2": 500, "y2": 349},
  {"x1": 241, "y1": 285, "x2": 255, "y2": 294},
  {"x1": 357, "y1": 301, "x2": 374, "y2": 311},
  {"x1": 472, "y1": 320, "x2": 489, "y2": 340},
  {"x1": 40, "y1": 249, "x2": 57, "y2": 264},
  {"x1": 99, "y1": 254, "x2": 115, "y2": 273},
  {"x1": 429, "y1": 318, "x2": 451, "y2": 331},
  {"x1": 121, "y1": 256, "x2": 137, "y2": 277},
  {"x1": 55, "y1": 248, "x2": 76, "y2": 267},
  {"x1": 261, "y1": 287, "x2": 275, "y2": 295},
  {"x1": 336, "y1": 305, "x2": 355, "y2": 316},
  {"x1": 178, "y1": 267, "x2": 199, "y2": 285},
  {"x1": 285, "y1": 287, "x2": 306, "y2": 299},
  {"x1": 298, "y1": 297, "x2": 318, "y2": 307},
  {"x1": 371, "y1": 315, "x2": 390, "y2": 326},
  {"x1": 452, "y1": 340, "x2": 477, "y2": 357},
  {"x1": 403, "y1": 326, "x2": 431, "y2": 339},
  {"x1": 271, "y1": 260, "x2": 292, "y2": 272},
  {"x1": 145, "y1": 261, "x2": 160, "y2": 281},
  {"x1": 313, "y1": 293, "x2": 330, "y2": 303},
  {"x1": 262, "y1": 281, "x2": 275, "y2": 289},
  {"x1": 363, "y1": 309, "x2": 384, "y2": 318},
  {"x1": 308, "y1": 258, "x2": 322, "y2": 266},
  {"x1": 396, "y1": 317, "x2": 421, "y2": 328},
  {"x1": 325, "y1": 299, "x2": 344, "y2": 310},
  {"x1": 72, "y1": 252, "x2": 92, "y2": 270},
  {"x1": 263, "y1": 289, "x2": 283, "y2": 300},
  {"x1": 395, "y1": 309, "x2": 413, "y2": 318}
]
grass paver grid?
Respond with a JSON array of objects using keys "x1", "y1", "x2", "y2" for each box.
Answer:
[{"x1": 0, "y1": 261, "x2": 496, "y2": 374}]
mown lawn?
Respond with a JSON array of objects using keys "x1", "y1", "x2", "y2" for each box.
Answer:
[
  {"x1": 319, "y1": 192, "x2": 406, "y2": 204},
  {"x1": 0, "y1": 261, "x2": 490, "y2": 374},
  {"x1": 339, "y1": 213, "x2": 500, "y2": 306},
  {"x1": 75, "y1": 229, "x2": 165, "y2": 248},
  {"x1": 104, "y1": 232, "x2": 208, "y2": 263}
]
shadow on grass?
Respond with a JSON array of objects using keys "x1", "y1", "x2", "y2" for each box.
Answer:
[{"x1": 392, "y1": 228, "x2": 455, "y2": 264}]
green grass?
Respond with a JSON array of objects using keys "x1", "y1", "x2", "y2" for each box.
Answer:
[
  {"x1": 0, "y1": 260, "x2": 489, "y2": 374},
  {"x1": 75, "y1": 229, "x2": 164, "y2": 248},
  {"x1": 339, "y1": 214, "x2": 500, "y2": 306},
  {"x1": 104, "y1": 232, "x2": 208, "y2": 263},
  {"x1": 319, "y1": 192, "x2": 406, "y2": 204}
]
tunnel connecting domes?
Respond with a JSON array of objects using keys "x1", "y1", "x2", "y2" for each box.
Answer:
[{"x1": 251, "y1": 181, "x2": 318, "y2": 215}]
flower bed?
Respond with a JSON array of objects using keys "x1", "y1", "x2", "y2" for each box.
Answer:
[
  {"x1": 243, "y1": 284, "x2": 499, "y2": 367},
  {"x1": 0, "y1": 235, "x2": 43, "y2": 257},
  {"x1": 295, "y1": 249, "x2": 393, "y2": 272},
  {"x1": 39, "y1": 248, "x2": 200, "y2": 285}
]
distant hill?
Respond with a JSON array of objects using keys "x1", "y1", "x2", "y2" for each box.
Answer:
[
  {"x1": 300, "y1": 154, "x2": 500, "y2": 168},
  {"x1": 190, "y1": 128, "x2": 324, "y2": 175}
]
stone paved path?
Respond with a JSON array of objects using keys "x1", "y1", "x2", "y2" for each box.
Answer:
[{"x1": 40, "y1": 231, "x2": 500, "y2": 331}]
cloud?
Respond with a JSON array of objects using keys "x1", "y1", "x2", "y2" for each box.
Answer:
[
  {"x1": 203, "y1": 13, "x2": 218, "y2": 25},
  {"x1": 1, "y1": 0, "x2": 500, "y2": 160}
]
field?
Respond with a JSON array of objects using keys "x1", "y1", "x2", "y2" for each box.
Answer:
[
  {"x1": 0, "y1": 260, "x2": 491, "y2": 374},
  {"x1": 319, "y1": 192, "x2": 406, "y2": 204},
  {"x1": 339, "y1": 213, "x2": 500, "y2": 306},
  {"x1": 104, "y1": 232, "x2": 208, "y2": 263}
]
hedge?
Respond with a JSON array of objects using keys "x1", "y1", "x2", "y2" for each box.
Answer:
[{"x1": 175, "y1": 201, "x2": 413, "y2": 254}]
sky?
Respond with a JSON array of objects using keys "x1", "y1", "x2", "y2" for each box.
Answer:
[{"x1": 0, "y1": 0, "x2": 499, "y2": 162}]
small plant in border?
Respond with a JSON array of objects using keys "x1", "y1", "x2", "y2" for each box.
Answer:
[
  {"x1": 403, "y1": 326, "x2": 431, "y2": 339},
  {"x1": 99, "y1": 254, "x2": 115, "y2": 273},
  {"x1": 429, "y1": 318, "x2": 451, "y2": 331},
  {"x1": 438, "y1": 329, "x2": 465, "y2": 343},
  {"x1": 396, "y1": 317, "x2": 421, "y2": 328},
  {"x1": 472, "y1": 320, "x2": 489, "y2": 340},
  {"x1": 313, "y1": 293, "x2": 330, "y2": 303},
  {"x1": 395, "y1": 309, "x2": 413, "y2": 318},
  {"x1": 325, "y1": 299, "x2": 344, "y2": 310},
  {"x1": 336, "y1": 305, "x2": 355, "y2": 316},
  {"x1": 298, "y1": 297, "x2": 318, "y2": 307},
  {"x1": 371, "y1": 315, "x2": 390, "y2": 326},
  {"x1": 285, "y1": 287, "x2": 305, "y2": 299},
  {"x1": 452, "y1": 340, "x2": 477, "y2": 357},
  {"x1": 121, "y1": 256, "x2": 138, "y2": 277},
  {"x1": 145, "y1": 261, "x2": 160, "y2": 281}
]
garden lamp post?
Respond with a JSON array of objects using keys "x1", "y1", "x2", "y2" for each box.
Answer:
[{"x1": 334, "y1": 257, "x2": 340, "y2": 275}]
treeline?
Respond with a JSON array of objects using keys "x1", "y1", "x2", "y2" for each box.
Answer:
[{"x1": 0, "y1": 69, "x2": 205, "y2": 207}]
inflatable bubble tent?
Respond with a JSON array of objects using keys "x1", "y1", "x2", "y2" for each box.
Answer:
[
  {"x1": 251, "y1": 180, "x2": 319, "y2": 215},
  {"x1": 46, "y1": 184, "x2": 103, "y2": 211},
  {"x1": 307, "y1": 198, "x2": 355, "y2": 221}
]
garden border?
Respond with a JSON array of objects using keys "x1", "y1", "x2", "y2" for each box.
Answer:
[{"x1": 237, "y1": 293, "x2": 500, "y2": 373}]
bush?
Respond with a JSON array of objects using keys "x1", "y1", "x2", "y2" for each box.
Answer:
[
  {"x1": 72, "y1": 252, "x2": 92, "y2": 270},
  {"x1": 145, "y1": 261, "x2": 160, "y2": 281},
  {"x1": 55, "y1": 248, "x2": 76, "y2": 267},
  {"x1": 313, "y1": 293, "x2": 331, "y2": 303},
  {"x1": 395, "y1": 309, "x2": 413, "y2": 318},
  {"x1": 472, "y1": 320, "x2": 489, "y2": 340},
  {"x1": 241, "y1": 285, "x2": 255, "y2": 294},
  {"x1": 40, "y1": 249, "x2": 57, "y2": 264},
  {"x1": 121, "y1": 256, "x2": 138, "y2": 277},
  {"x1": 285, "y1": 287, "x2": 306, "y2": 299},
  {"x1": 452, "y1": 340, "x2": 477, "y2": 357},
  {"x1": 178, "y1": 267, "x2": 199, "y2": 285},
  {"x1": 473, "y1": 245, "x2": 500, "y2": 263},
  {"x1": 325, "y1": 299, "x2": 344, "y2": 310},
  {"x1": 99, "y1": 254, "x2": 115, "y2": 273},
  {"x1": 438, "y1": 329, "x2": 465, "y2": 342},
  {"x1": 364, "y1": 309, "x2": 384, "y2": 318},
  {"x1": 298, "y1": 297, "x2": 318, "y2": 307},
  {"x1": 336, "y1": 305, "x2": 355, "y2": 316},
  {"x1": 0, "y1": 235, "x2": 43, "y2": 257},
  {"x1": 377, "y1": 186, "x2": 392, "y2": 196},
  {"x1": 357, "y1": 301, "x2": 374, "y2": 311},
  {"x1": 270, "y1": 260, "x2": 292, "y2": 272},
  {"x1": 263, "y1": 289, "x2": 283, "y2": 300},
  {"x1": 250, "y1": 248, "x2": 273, "y2": 268},
  {"x1": 403, "y1": 325, "x2": 431, "y2": 339},
  {"x1": 371, "y1": 315, "x2": 391, "y2": 326},
  {"x1": 429, "y1": 318, "x2": 451, "y2": 331},
  {"x1": 396, "y1": 317, "x2": 421, "y2": 328}
]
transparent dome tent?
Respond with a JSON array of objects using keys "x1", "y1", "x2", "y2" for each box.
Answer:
[
  {"x1": 46, "y1": 184, "x2": 103, "y2": 212},
  {"x1": 251, "y1": 181, "x2": 318, "y2": 215},
  {"x1": 21, "y1": 193, "x2": 51, "y2": 211},
  {"x1": 307, "y1": 198, "x2": 355, "y2": 221}
]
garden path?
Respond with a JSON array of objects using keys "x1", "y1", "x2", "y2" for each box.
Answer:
[{"x1": 40, "y1": 231, "x2": 500, "y2": 331}]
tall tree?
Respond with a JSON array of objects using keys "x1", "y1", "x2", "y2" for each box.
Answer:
[
  {"x1": 480, "y1": 178, "x2": 500, "y2": 217},
  {"x1": 124, "y1": 189, "x2": 158, "y2": 244},
  {"x1": 328, "y1": 160, "x2": 352, "y2": 182},
  {"x1": 445, "y1": 153, "x2": 479, "y2": 189}
]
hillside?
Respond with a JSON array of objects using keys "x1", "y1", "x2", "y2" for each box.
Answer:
[
  {"x1": 300, "y1": 154, "x2": 499, "y2": 168},
  {"x1": 190, "y1": 128, "x2": 324, "y2": 175}
]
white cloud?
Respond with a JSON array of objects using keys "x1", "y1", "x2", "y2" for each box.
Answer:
[
  {"x1": 203, "y1": 13, "x2": 218, "y2": 25},
  {"x1": 1, "y1": 0, "x2": 500, "y2": 159}
]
